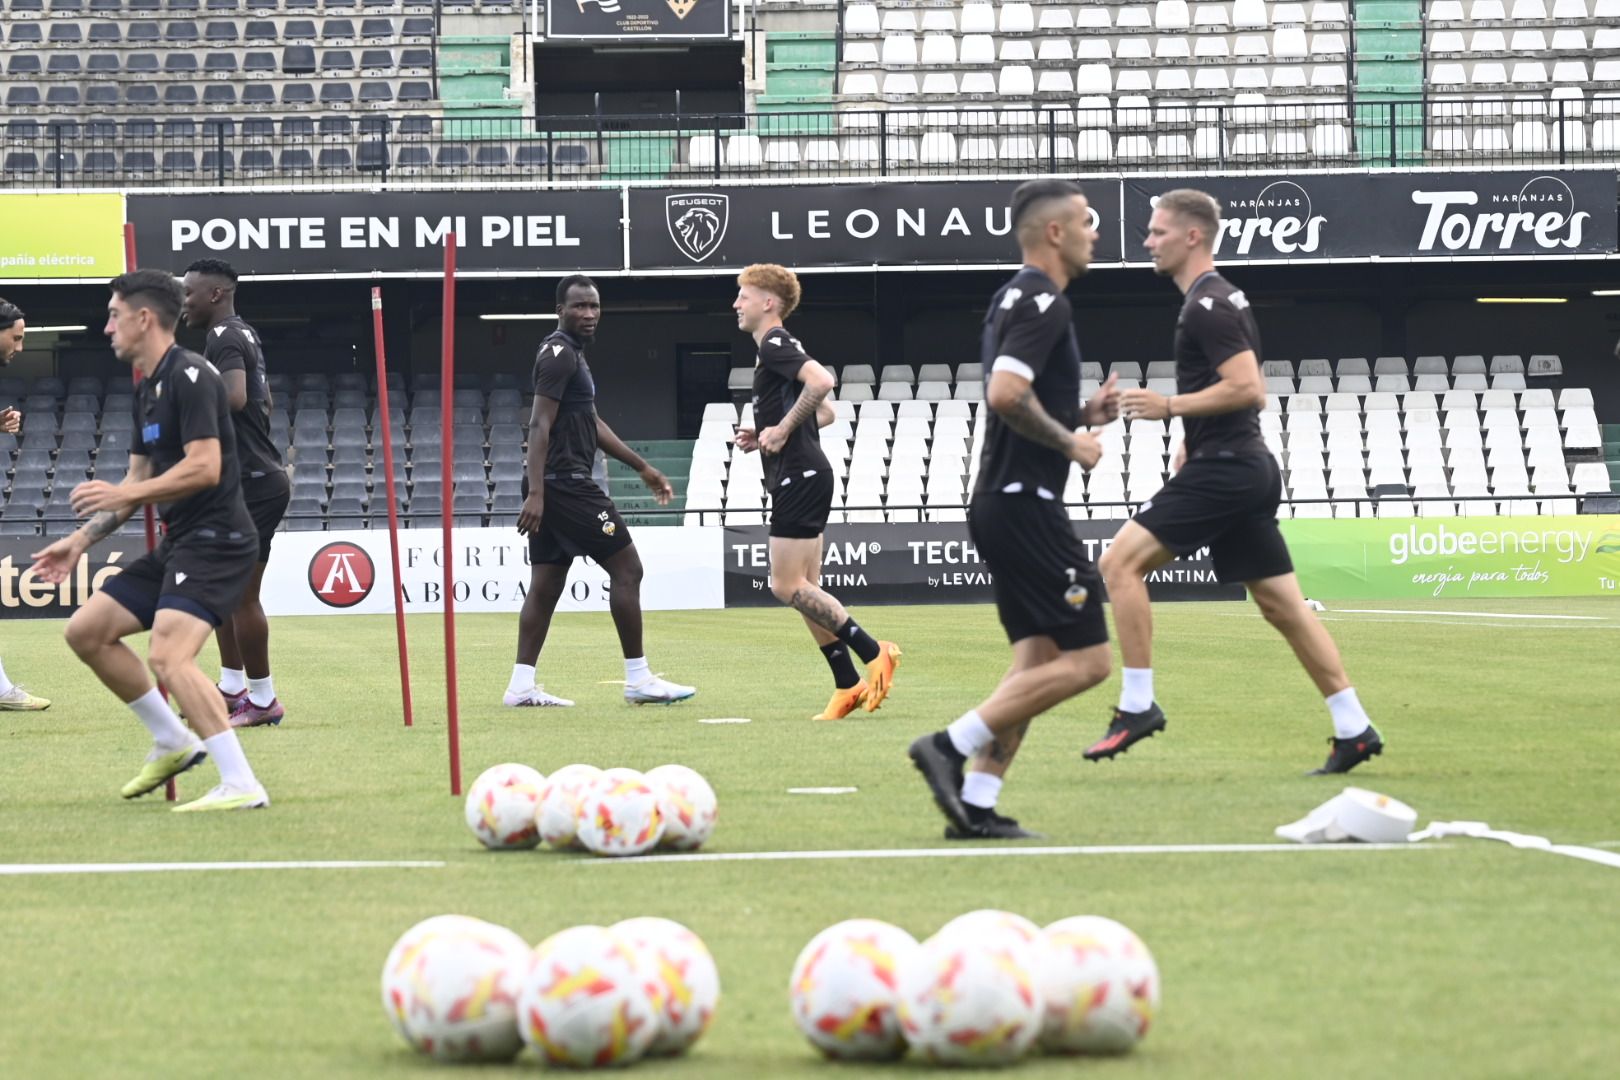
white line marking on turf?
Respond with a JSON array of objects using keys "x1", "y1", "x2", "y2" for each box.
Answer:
[
  {"x1": 578, "y1": 843, "x2": 1441, "y2": 865},
  {"x1": 786, "y1": 787, "x2": 859, "y2": 795},
  {"x1": 0, "y1": 860, "x2": 446, "y2": 877},
  {"x1": 700, "y1": 717, "x2": 753, "y2": 725},
  {"x1": 1335, "y1": 609, "x2": 1608, "y2": 621}
]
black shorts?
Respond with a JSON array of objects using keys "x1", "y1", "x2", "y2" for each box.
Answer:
[
  {"x1": 243, "y1": 472, "x2": 291, "y2": 562},
  {"x1": 1131, "y1": 453, "x2": 1294, "y2": 584},
  {"x1": 768, "y1": 467, "x2": 835, "y2": 540},
  {"x1": 99, "y1": 529, "x2": 260, "y2": 629},
  {"x1": 969, "y1": 492, "x2": 1108, "y2": 651},
  {"x1": 528, "y1": 477, "x2": 633, "y2": 566}
]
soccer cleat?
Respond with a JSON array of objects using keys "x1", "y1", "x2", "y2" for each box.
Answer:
[
  {"x1": 1309, "y1": 725, "x2": 1385, "y2": 775},
  {"x1": 814, "y1": 681, "x2": 869, "y2": 720},
  {"x1": 624, "y1": 676, "x2": 696, "y2": 705},
  {"x1": 907, "y1": 731, "x2": 972, "y2": 832},
  {"x1": 121, "y1": 743, "x2": 208, "y2": 800},
  {"x1": 172, "y1": 783, "x2": 271, "y2": 813},
  {"x1": 946, "y1": 809, "x2": 1043, "y2": 841},
  {"x1": 219, "y1": 686, "x2": 246, "y2": 711},
  {"x1": 228, "y1": 697, "x2": 285, "y2": 729},
  {"x1": 0, "y1": 685, "x2": 50, "y2": 710},
  {"x1": 861, "y1": 641, "x2": 903, "y2": 712},
  {"x1": 502, "y1": 685, "x2": 575, "y2": 707},
  {"x1": 1083, "y1": 703, "x2": 1168, "y2": 762}
]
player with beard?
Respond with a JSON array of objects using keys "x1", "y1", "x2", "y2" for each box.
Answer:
[{"x1": 0, "y1": 298, "x2": 50, "y2": 710}]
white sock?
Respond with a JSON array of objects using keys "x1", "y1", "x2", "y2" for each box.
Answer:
[
  {"x1": 0, "y1": 658, "x2": 13, "y2": 696},
  {"x1": 1119, "y1": 667, "x2": 1154, "y2": 713},
  {"x1": 961, "y1": 771, "x2": 1003, "y2": 809},
  {"x1": 128, "y1": 688, "x2": 193, "y2": 752},
  {"x1": 204, "y1": 730, "x2": 259, "y2": 790},
  {"x1": 946, "y1": 710, "x2": 995, "y2": 758},
  {"x1": 218, "y1": 667, "x2": 246, "y2": 695},
  {"x1": 507, "y1": 663, "x2": 536, "y2": 695},
  {"x1": 1325, "y1": 687, "x2": 1372, "y2": 739},
  {"x1": 247, "y1": 676, "x2": 275, "y2": 708},
  {"x1": 625, "y1": 657, "x2": 651, "y2": 685}
]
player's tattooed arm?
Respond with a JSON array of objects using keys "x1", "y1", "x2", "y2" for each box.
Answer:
[
  {"x1": 81, "y1": 509, "x2": 129, "y2": 544},
  {"x1": 788, "y1": 585, "x2": 847, "y2": 633},
  {"x1": 1001, "y1": 385, "x2": 1077, "y2": 452}
]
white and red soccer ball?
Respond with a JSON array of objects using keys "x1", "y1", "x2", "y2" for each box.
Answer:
[
  {"x1": 611, "y1": 916, "x2": 721, "y2": 1056},
  {"x1": 896, "y1": 929, "x2": 1042, "y2": 1066},
  {"x1": 576, "y1": 768, "x2": 666, "y2": 857},
  {"x1": 517, "y1": 924, "x2": 660, "y2": 1068},
  {"x1": 788, "y1": 918, "x2": 919, "y2": 1061},
  {"x1": 644, "y1": 764, "x2": 719, "y2": 851},
  {"x1": 537, "y1": 763, "x2": 602, "y2": 850},
  {"x1": 1038, "y1": 915, "x2": 1161, "y2": 1054},
  {"x1": 380, "y1": 915, "x2": 532, "y2": 1062},
  {"x1": 463, "y1": 763, "x2": 545, "y2": 850}
]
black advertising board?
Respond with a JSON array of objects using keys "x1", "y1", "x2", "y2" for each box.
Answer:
[
  {"x1": 1122, "y1": 170, "x2": 1617, "y2": 263},
  {"x1": 546, "y1": 0, "x2": 730, "y2": 39},
  {"x1": 629, "y1": 180, "x2": 1124, "y2": 270},
  {"x1": 0, "y1": 538, "x2": 133, "y2": 619},
  {"x1": 127, "y1": 190, "x2": 624, "y2": 276},
  {"x1": 722, "y1": 522, "x2": 1244, "y2": 608}
]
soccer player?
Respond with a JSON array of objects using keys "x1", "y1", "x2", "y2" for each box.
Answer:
[
  {"x1": 505, "y1": 275, "x2": 696, "y2": 707},
  {"x1": 908, "y1": 179, "x2": 1119, "y2": 840},
  {"x1": 1091, "y1": 189, "x2": 1383, "y2": 775},
  {"x1": 181, "y1": 259, "x2": 291, "y2": 728},
  {"x1": 0, "y1": 297, "x2": 50, "y2": 711},
  {"x1": 30, "y1": 270, "x2": 270, "y2": 811},
  {"x1": 732, "y1": 264, "x2": 902, "y2": 720}
]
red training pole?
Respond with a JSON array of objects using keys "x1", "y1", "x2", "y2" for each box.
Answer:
[
  {"x1": 371, "y1": 287, "x2": 414, "y2": 729},
  {"x1": 440, "y1": 238, "x2": 462, "y2": 796},
  {"x1": 123, "y1": 224, "x2": 175, "y2": 803}
]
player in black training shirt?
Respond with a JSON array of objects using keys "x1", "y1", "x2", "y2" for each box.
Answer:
[
  {"x1": 908, "y1": 180, "x2": 1121, "y2": 841},
  {"x1": 732, "y1": 264, "x2": 902, "y2": 720},
  {"x1": 505, "y1": 275, "x2": 696, "y2": 707},
  {"x1": 182, "y1": 259, "x2": 291, "y2": 729},
  {"x1": 0, "y1": 298, "x2": 52, "y2": 711},
  {"x1": 30, "y1": 270, "x2": 270, "y2": 812},
  {"x1": 1092, "y1": 189, "x2": 1384, "y2": 775}
]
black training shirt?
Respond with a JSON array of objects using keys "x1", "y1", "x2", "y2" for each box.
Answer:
[
  {"x1": 531, "y1": 329, "x2": 598, "y2": 480},
  {"x1": 204, "y1": 314, "x2": 284, "y2": 485},
  {"x1": 973, "y1": 266, "x2": 1083, "y2": 500},
  {"x1": 750, "y1": 326, "x2": 831, "y2": 490},
  {"x1": 132, "y1": 344, "x2": 256, "y2": 540},
  {"x1": 1174, "y1": 271, "x2": 1268, "y2": 459}
]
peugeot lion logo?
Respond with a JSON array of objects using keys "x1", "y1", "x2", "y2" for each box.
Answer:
[{"x1": 666, "y1": 193, "x2": 730, "y2": 263}]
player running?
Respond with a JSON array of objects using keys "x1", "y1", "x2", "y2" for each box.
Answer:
[
  {"x1": 31, "y1": 270, "x2": 269, "y2": 811},
  {"x1": 504, "y1": 275, "x2": 696, "y2": 708},
  {"x1": 0, "y1": 297, "x2": 50, "y2": 711},
  {"x1": 1092, "y1": 188, "x2": 1383, "y2": 775},
  {"x1": 908, "y1": 180, "x2": 1120, "y2": 840},
  {"x1": 732, "y1": 264, "x2": 902, "y2": 720}
]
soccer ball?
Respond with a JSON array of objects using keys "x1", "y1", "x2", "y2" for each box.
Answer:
[
  {"x1": 576, "y1": 768, "x2": 665, "y2": 857},
  {"x1": 463, "y1": 763, "x2": 546, "y2": 850},
  {"x1": 1038, "y1": 915, "x2": 1160, "y2": 1054},
  {"x1": 788, "y1": 919, "x2": 919, "y2": 1061},
  {"x1": 611, "y1": 917, "x2": 721, "y2": 1055},
  {"x1": 537, "y1": 763, "x2": 602, "y2": 850},
  {"x1": 935, "y1": 909, "x2": 1042, "y2": 951},
  {"x1": 380, "y1": 914, "x2": 532, "y2": 1062},
  {"x1": 517, "y1": 924, "x2": 658, "y2": 1068},
  {"x1": 644, "y1": 764, "x2": 718, "y2": 851},
  {"x1": 896, "y1": 931, "x2": 1042, "y2": 1066}
]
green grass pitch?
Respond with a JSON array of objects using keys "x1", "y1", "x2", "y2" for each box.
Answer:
[{"x1": 2, "y1": 598, "x2": 1618, "y2": 1078}]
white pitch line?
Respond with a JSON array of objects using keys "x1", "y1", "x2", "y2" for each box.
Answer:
[
  {"x1": 1335, "y1": 608, "x2": 1608, "y2": 621},
  {"x1": 576, "y1": 843, "x2": 1443, "y2": 866},
  {"x1": 0, "y1": 860, "x2": 445, "y2": 878},
  {"x1": 786, "y1": 787, "x2": 859, "y2": 795}
]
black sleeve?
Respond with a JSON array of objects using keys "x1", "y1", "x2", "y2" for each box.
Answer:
[
  {"x1": 209, "y1": 329, "x2": 248, "y2": 374},
  {"x1": 1186, "y1": 297, "x2": 1257, "y2": 369},
  {"x1": 759, "y1": 330, "x2": 811, "y2": 382},
  {"x1": 992, "y1": 292, "x2": 1070, "y2": 380},
  {"x1": 175, "y1": 368, "x2": 224, "y2": 445},
  {"x1": 532, "y1": 341, "x2": 578, "y2": 401}
]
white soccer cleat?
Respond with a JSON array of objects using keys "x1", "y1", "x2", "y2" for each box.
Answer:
[
  {"x1": 171, "y1": 783, "x2": 271, "y2": 813},
  {"x1": 624, "y1": 676, "x2": 696, "y2": 705},
  {"x1": 503, "y1": 686, "x2": 576, "y2": 708}
]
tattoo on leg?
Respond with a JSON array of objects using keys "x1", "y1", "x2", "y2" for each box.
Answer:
[
  {"x1": 789, "y1": 586, "x2": 846, "y2": 633},
  {"x1": 987, "y1": 721, "x2": 1030, "y2": 764}
]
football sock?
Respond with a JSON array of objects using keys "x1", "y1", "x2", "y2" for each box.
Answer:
[
  {"x1": 1326, "y1": 687, "x2": 1372, "y2": 739},
  {"x1": 835, "y1": 618, "x2": 881, "y2": 664},
  {"x1": 946, "y1": 710, "x2": 995, "y2": 758},
  {"x1": 0, "y1": 658, "x2": 13, "y2": 696},
  {"x1": 128, "y1": 687, "x2": 193, "y2": 752},
  {"x1": 1119, "y1": 667, "x2": 1154, "y2": 713},
  {"x1": 247, "y1": 676, "x2": 276, "y2": 708},
  {"x1": 819, "y1": 642, "x2": 862, "y2": 690},
  {"x1": 625, "y1": 657, "x2": 651, "y2": 685},
  {"x1": 204, "y1": 730, "x2": 260, "y2": 790},
  {"x1": 218, "y1": 667, "x2": 247, "y2": 695},
  {"x1": 961, "y1": 771, "x2": 1003, "y2": 810},
  {"x1": 507, "y1": 664, "x2": 536, "y2": 695}
]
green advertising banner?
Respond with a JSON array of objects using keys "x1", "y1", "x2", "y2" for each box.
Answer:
[
  {"x1": 0, "y1": 193, "x2": 125, "y2": 279},
  {"x1": 1282, "y1": 516, "x2": 1620, "y2": 599}
]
